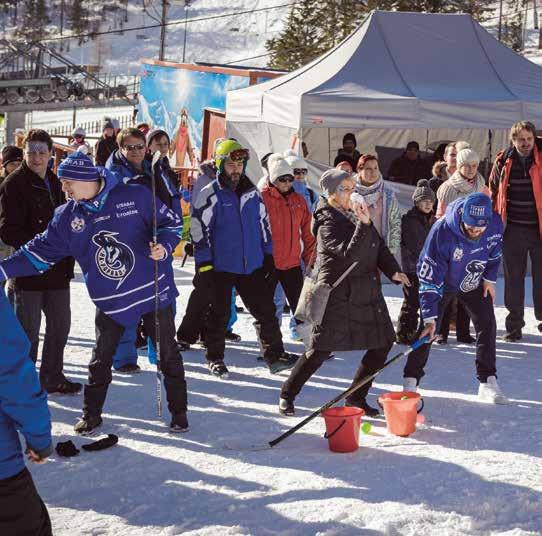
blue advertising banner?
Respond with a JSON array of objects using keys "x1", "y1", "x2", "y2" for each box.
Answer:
[{"x1": 138, "y1": 63, "x2": 250, "y2": 166}]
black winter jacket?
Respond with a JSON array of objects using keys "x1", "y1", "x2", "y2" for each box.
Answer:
[
  {"x1": 94, "y1": 135, "x2": 118, "y2": 167},
  {"x1": 310, "y1": 198, "x2": 400, "y2": 352},
  {"x1": 400, "y1": 207, "x2": 435, "y2": 274},
  {"x1": 0, "y1": 162, "x2": 74, "y2": 290}
]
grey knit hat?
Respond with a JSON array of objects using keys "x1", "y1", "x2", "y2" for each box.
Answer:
[
  {"x1": 320, "y1": 168, "x2": 351, "y2": 196},
  {"x1": 412, "y1": 179, "x2": 436, "y2": 204}
]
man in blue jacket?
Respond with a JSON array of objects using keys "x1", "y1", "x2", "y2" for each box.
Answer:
[
  {"x1": 191, "y1": 139, "x2": 298, "y2": 378},
  {"x1": 0, "y1": 152, "x2": 189, "y2": 434},
  {"x1": 403, "y1": 193, "x2": 509, "y2": 404},
  {"x1": 0, "y1": 291, "x2": 53, "y2": 535}
]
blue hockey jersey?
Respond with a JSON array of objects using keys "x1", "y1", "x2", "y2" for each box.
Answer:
[
  {"x1": 417, "y1": 196, "x2": 503, "y2": 322},
  {"x1": 191, "y1": 174, "x2": 273, "y2": 274},
  {"x1": 0, "y1": 170, "x2": 182, "y2": 327}
]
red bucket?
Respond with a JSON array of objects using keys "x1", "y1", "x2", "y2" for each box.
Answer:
[
  {"x1": 322, "y1": 406, "x2": 364, "y2": 453},
  {"x1": 378, "y1": 391, "x2": 424, "y2": 437}
]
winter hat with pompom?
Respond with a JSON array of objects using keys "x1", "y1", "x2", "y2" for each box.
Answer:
[{"x1": 412, "y1": 179, "x2": 436, "y2": 204}]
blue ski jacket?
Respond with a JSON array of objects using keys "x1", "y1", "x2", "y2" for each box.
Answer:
[
  {"x1": 0, "y1": 169, "x2": 182, "y2": 327},
  {"x1": 0, "y1": 291, "x2": 52, "y2": 480},
  {"x1": 191, "y1": 174, "x2": 273, "y2": 274},
  {"x1": 418, "y1": 196, "x2": 503, "y2": 322}
]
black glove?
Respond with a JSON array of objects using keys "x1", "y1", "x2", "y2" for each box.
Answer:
[
  {"x1": 263, "y1": 254, "x2": 275, "y2": 280},
  {"x1": 82, "y1": 434, "x2": 119, "y2": 452},
  {"x1": 184, "y1": 242, "x2": 194, "y2": 257},
  {"x1": 55, "y1": 440, "x2": 80, "y2": 457}
]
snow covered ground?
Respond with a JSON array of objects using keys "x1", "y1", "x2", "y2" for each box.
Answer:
[{"x1": 30, "y1": 259, "x2": 542, "y2": 536}]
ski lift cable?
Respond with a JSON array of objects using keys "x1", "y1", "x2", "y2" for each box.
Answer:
[{"x1": 13, "y1": 2, "x2": 298, "y2": 46}]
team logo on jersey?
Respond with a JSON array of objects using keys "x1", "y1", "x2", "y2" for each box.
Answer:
[
  {"x1": 453, "y1": 247, "x2": 463, "y2": 261},
  {"x1": 92, "y1": 230, "x2": 135, "y2": 288},
  {"x1": 459, "y1": 260, "x2": 486, "y2": 293},
  {"x1": 70, "y1": 216, "x2": 86, "y2": 233}
]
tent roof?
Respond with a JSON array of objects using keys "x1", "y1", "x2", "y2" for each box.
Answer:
[{"x1": 226, "y1": 10, "x2": 542, "y2": 129}]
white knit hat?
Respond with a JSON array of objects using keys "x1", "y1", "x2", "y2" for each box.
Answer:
[
  {"x1": 457, "y1": 148, "x2": 480, "y2": 167},
  {"x1": 268, "y1": 153, "x2": 293, "y2": 183}
]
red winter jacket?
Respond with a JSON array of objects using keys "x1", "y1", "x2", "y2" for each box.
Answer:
[{"x1": 261, "y1": 184, "x2": 316, "y2": 270}]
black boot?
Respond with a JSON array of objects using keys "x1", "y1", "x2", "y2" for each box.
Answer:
[
  {"x1": 170, "y1": 412, "x2": 189, "y2": 433},
  {"x1": 345, "y1": 397, "x2": 380, "y2": 417},
  {"x1": 74, "y1": 415, "x2": 103, "y2": 436},
  {"x1": 278, "y1": 397, "x2": 295, "y2": 416}
]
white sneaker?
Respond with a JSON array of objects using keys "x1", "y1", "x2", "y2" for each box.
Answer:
[
  {"x1": 478, "y1": 376, "x2": 509, "y2": 404},
  {"x1": 403, "y1": 377, "x2": 418, "y2": 393}
]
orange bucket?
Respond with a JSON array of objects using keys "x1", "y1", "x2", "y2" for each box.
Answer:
[
  {"x1": 321, "y1": 406, "x2": 364, "y2": 453},
  {"x1": 378, "y1": 392, "x2": 424, "y2": 437}
]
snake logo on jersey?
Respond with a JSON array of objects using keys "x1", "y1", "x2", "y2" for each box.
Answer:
[
  {"x1": 459, "y1": 260, "x2": 486, "y2": 293},
  {"x1": 92, "y1": 230, "x2": 135, "y2": 288}
]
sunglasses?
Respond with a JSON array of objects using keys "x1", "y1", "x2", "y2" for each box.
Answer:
[
  {"x1": 293, "y1": 168, "x2": 307, "y2": 175},
  {"x1": 74, "y1": 135, "x2": 84, "y2": 139},
  {"x1": 277, "y1": 176, "x2": 294, "y2": 183},
  {"x1": 124, "y1": 143, "x2": 146, "y2": 151},
  {"x1": 227, "y1": 148, "x2": 250, "y2": 162}
]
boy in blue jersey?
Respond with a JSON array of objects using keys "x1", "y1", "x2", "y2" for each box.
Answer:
[
  {"x1": 0, "y1": 152, "x2": 189, "y2": 434},
  {"x1": 403, "y1": 193, "x2": 509, "y2": 404}
]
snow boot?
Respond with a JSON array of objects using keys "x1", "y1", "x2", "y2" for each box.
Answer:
[
  {"x1": 344, "y1": 397, "x2": 380, "y2": 417},
  {"x1": 268, "y1": 352, "x2": 299, "y2": 374},
  {"x1": 503, "y1": 330, "x2": 522, "y2": 342},
  {"x1": 278, "y1": 397, "x2": 295, "y2": 416},
  {"x1": 402, "y1": 377, "x2": 418, "y2": 393},
  {"x1": 208, "y1": 360, "x2": 229, "y2": 379},
  {"x1": 116, "y1": 364, "x2": 141, "y2": 374},
  {"x1": 45, "y1": 379, "x2": 83, "y2": 395},
  {"x1": 169, "y1": 413, "x2": 189, "y2": 433},
  {"x1": 478, "y1": 376, "x2": 509, "y2": 404},
  {"x1": 74, "y1": 415, "x2": 103, "y2": 436},
  {"x1": 225, "y1": 330, "x2": 242, "y2": 342}
]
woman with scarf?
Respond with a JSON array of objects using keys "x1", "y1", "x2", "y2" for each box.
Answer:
[
  {"x1": 279, "y1": 170, "x2": 410, "y2": 417},
  {"x1": 354, "y1": 154, "x2": 402, "y2": 257},
  {"x1": 435, "y1": 147, "x2": 489, "y2": 218}
]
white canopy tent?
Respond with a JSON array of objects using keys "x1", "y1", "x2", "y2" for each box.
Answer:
[{"x1": 226, "y1": 10, "x2": 542, "y2": 185}]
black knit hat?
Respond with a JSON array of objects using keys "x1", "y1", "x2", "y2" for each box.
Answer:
[
  {"x1": 334, "y1": 153, "x2": 355, "y2": 169},
  {"x1": 1, "y1": 145, "x2": 23, "y2": 167},
  {"x1": 412, "y1": 179, "x2": 436, "y2": 204}
]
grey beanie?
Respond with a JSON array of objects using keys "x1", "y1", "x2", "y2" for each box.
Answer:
[
  {"x1": 320, "y1": 168, "x2": 350, "y2": 196},
  {"x1": 412, "y1": 179, "x2": 436, "y2": 204}
]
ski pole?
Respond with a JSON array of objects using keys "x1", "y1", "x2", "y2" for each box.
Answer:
[
  {"x1": 151, "y1": 152, "x2": 163, "y2": 418},
  {"x1": 268, "y1": 336, "x2": 431, "y2": 448}
]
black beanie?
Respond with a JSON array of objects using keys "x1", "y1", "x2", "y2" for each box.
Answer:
[
  {"x1": 334, "y1": 153, "x2": 355, "y2": 169},
  {"x1": 1, "y1": 145, "x2": 23, "y2": 167}
]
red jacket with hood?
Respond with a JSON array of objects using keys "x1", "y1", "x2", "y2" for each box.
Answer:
[{"x1": 261, "y1": 183, "x2": 316, "y2": 270}]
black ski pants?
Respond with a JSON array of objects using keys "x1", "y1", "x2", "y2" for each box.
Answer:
[
  {"x1": 281, "y1": 343, "x2": 392, "y2": 403},
  {"x1": 176, "y1": 271, "x2": 212, "y2": 344},
  {"x1": 438, "y1": 298, "x2": 471, "y2": 340},
  {"x1": 502, "y1": 223, "x2": 542, "y2": 332},
  {"x1": 0, "y1": 468, "x2": 52, "y2": 536},
  {"x1": 268, "y1": 266, "x2": 304, "y2": 323},
  {"x1": 404, "y1": 285, "x2": 497, "y2": 382},
  {"x1": 84, "y1": 305, "x2": 187, "y2": 419},
  {"x1": 205, "y1": 269, "x2": 284, "y2": 364},
  {"x1": 397, "y1": 273, "x2": 422, "y2": 336}
]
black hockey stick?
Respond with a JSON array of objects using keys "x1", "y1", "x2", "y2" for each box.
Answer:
[
  {"x1": 151, "y1": 151, "x2": 163, "y2": 418},
  {"x1": 225, "y1": 336, "x2": 431, "y2": 451}
]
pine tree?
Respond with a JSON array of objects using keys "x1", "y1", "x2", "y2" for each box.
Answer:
[
  {"x1": 266, "y1": 0, "x2": 324, "y2": 71},
  {"x1": 15, "y1": 0, "x2": 50, "y2": 41}
]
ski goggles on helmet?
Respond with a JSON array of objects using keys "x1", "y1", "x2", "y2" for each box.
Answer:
[{"x1": 225, "y1": 148, "x2": 249, "y2": 162}]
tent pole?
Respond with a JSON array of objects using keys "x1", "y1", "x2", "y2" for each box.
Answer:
[{"x1": 328, "y1": 128, "x2": 331, "y2": 166}]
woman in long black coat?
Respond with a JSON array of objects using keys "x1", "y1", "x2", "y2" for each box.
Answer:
[{"x1": 280, "y1": 170, "x2": 410, "y2": 417}]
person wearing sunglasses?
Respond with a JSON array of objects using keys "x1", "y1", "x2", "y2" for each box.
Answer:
[
  {"x1": 191, "y1": 139, "x2": 299, "y2": 379},
  {"x1": 260, "y1": 154, "x2": 316, "y2": 343},
  {"x1": 106, "y1": 127, "x2": 182, "y2": 373},
  {"x1": 405, "y1": 192, "x2": 508, "y2": 404}
]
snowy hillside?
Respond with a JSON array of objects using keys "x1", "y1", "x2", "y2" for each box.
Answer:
[{"x1": 29, "y1": 260, "x2": 542, "y2": 536}]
